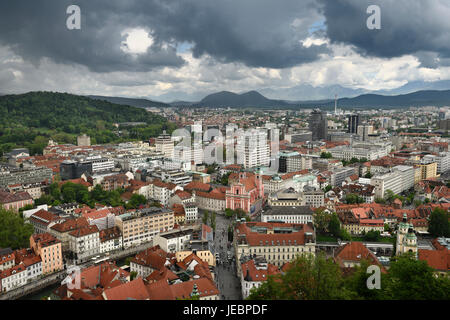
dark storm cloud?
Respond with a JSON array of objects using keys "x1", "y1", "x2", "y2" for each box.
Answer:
[
  {"x1": 318, "y1": 0, "x2": 450, "y2": 67},
  {"x1": 0, "y1": 0, "x2": 328, "y2": 72}
]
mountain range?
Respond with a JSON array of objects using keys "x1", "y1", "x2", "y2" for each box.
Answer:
[{"x1": 88, "y1": 88, "x2": 450, "y2": 110}]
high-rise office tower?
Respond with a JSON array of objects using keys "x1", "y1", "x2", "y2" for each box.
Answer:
[
  {"x1": 308, "y1": 109, "x2": 328, "y2": 141},
  {"x1": 347, "y1": 114, "x2": 361, "y2": 134}
]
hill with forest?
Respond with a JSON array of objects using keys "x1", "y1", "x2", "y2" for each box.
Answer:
[
  {"x1": 0, "y1": 91, "x2": 174, "y2": 156},
  {"x1": 88, "y1": 95, "x2": 171, "y2": 109}
]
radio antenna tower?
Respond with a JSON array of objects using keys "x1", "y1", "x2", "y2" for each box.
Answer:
[{"x1": 334, "y1": 94, "x2": 338, "y2": 115}]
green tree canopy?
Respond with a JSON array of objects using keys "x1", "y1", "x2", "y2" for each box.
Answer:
[
  {"x1": 0, "y1": 208, "x2": 34, "y2": 249},
  {"x1": 428, "y1": 207, "x2": 450, "y2": 237},
  {"x1": 247, "y1": 253, "x2": 350, "y2": 300}
]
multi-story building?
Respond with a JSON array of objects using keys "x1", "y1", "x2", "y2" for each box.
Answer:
[
  {"x1": 261, "y1": 206, "x2": 314, "y2": 224},
  {"x1": 347, "y1": 114, "x2": 361, "y2": 134},
  {"x1": 48, "y1": 217, "x2": 90, "y2": 251},
  {"x1": 0, "y1": 263, "x2": 27, "y2": 293},
  {"x1": 101, "y1": 173, "x2": 130, "y2": 192},
  {"x1": 308, "y1": 109, "x2": 328, "y2": 141},
  {"x1": 330, "y1": 167, "x2": 356, "y2": 187},
  {"x1": 7, "y1": 183, "x2": 43, "y2": 200},
  {"x1": 234, "y1": 221, "x2": 316, "y2": 271},
  {"x1": 240, "y1": 257, "x2": 280, "y2": 299},
  {"x1": 29, "y1": 209, "x2": 63, "y2": 234},
  {"x1": 195, "y1": 189, "x2": 227, "y2": 212},
  {"x1": 184, "y1": 203, "x2": 198, "y2": 223},
  {"x1": 30, "y1": 233, "x2": 63, "y2": 275},
  {"x1": 0, "y1": 167, "x2": 53, "y2": 188},
  {"x1": 0, "y1": 190, "x2": 33, "y2": 212},
  {"x1": 236, "y1": 129, "x2": 270, "y2": 169},
  {"x1": 153, "y1": 229, "x2": 192, "y2": 253},
  {"x1": 303, "y1": 189, "x2": 325, "y2": 208},
  {"x1": 0, "y1": 252, "x2": 15, "y2": 271},
  {"x1": 371, "y1": 171, "x2": 403, "y2": 199},
  {"x1": 285, "y1": 131, "x2": 312, "y2": 144},
  {"x1": 60, "y1": 160, "x2": 92, "y2": 180},
  {"x1": 77, "y1": 134, "x2": 91, "y2": 147},
  {"x1": 392, "y1": 165, "x2": 415, "y2": 191},
  {"x1": 99, "y1": 227, "x2": 123, "y2": 254},
  {"x1": 130, "y1": 246, "x2": 170, "y2": 278},
  {"x1": 279, "y1": 152, "x2": 302, "y2": 173},
  {"x1": 147, "y1": 179, "x2": 178, "y2": 206},
  {"x1": 155, "y1": 132, "x2": 174, "y2": 159},
  {"x1": 68, "y1": 225, "x2": 101, "y2": 264},
  {"x1": 115, "y1": 207, "x2": 174, "y2": 248},
  {"x1": 87, "y1": 156, "x2": 115, "y2": 173},
  {"x1": 328, "y1": 145, "x2": 387, "y2": 161},
  {"x1": 423, "y1": 152, "x2": 450, "y2": 174},
  {"x1": 267, "y1": 188, "x2": 305, "y2": 207}
]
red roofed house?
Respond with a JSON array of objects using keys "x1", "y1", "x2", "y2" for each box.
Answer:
[
  {"x1": 60, "y1": 261, "x2": 130, "y2": 300},
  {"x1": 29, "y1": 209, "x2": 64, "y2": 234},
  {"x1": 146, "y1": 277, "x2": 219, "y2": 300},
  {"x1": 0, "y1": 252, "x2": 15, "y2": 272},
  {"x1": 102, "y1": 277, "x2": 150, "y2": 300},
  {"x1": 240, "y1": 257, "x2": 280, "y2": 298},
  {"x1": 48, "y1": 217, "x2": 89, "y2": 251},
  {"x1": 130, "y1": 246, "x2": 171, "y2": 278},
  {"x1": 0, "y1": 262, "x2": 27, "y2": 293},
  {"x1": 0, "y1": 189, "x2": 33, "y2": 212},
  {"x1": 418, "y1": 238, "x2": 449, "y2": 276},
  {"x1": 334, "y1": 242, "x2": 386, "y2": 274}
]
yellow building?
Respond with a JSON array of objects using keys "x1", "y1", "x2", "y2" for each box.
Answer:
[
  {"x1": 176, "y1": 250, "x2": 215, "y2": 267},
  {"x1": 418, "y1": 162, "x2": 437, "y2": 180}
]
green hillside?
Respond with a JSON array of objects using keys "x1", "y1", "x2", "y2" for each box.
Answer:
[{"x1": 0, "y1": 91, "x2": 175, "y2": 156}]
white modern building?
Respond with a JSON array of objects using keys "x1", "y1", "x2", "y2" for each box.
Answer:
[{"x1": 236, "y1": 129, "x2": 270, "y2": 169}]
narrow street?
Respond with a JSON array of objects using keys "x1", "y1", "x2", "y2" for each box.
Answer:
[{"x1": 202, "y1": 210, "x2": 242, "y2": 300}]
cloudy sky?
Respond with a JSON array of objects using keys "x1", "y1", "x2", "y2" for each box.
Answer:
[{"x1": 1, "y1": 0, "x2": 450, "y2": 102}]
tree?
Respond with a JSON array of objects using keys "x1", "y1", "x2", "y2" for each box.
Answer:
[
  {"x1": 130, "y1": 271, "x2": 138, "y2": 281},
  {"x1": 428, "y1": 207, "x2": 450, "y2": 237},
  {"x1": 320, "y1": 152, "x2": 332, "y2": 159},
  {"x1": 313, "y1": 209, "x2": 331, "y2": 234},
  {"x1": 202, "y1": 211, "x2": 209, "y2": 225},
  {"x1": 210, "y1": 212, "x2": 216, "y2": 231},
  {"x1": 345, "y1": 193, "x2": 364, "y2": 204},
  {"x1": 125, "y1": 194, "x2": 147, "y2": 210},
  {"x1": 363, "y1": 230, "x2": 381, "y2": 242},
  {"x1": 343, "y1": 260, "x2": 388, "y2": 300},
  {"x1": 247, "y1": 253, "x2": 350, "y2": 300},
  {"x1": 384, "y1": 253, "x2": 450, "y2": 300},
  {"x1": 220, "y1": 172, "x2": 231, "y2": 186},
  {"x1": 328, "y1": 213, "x2": 341, "y2": 237},
  {"x1": 225, "y1": 208, "x2": 234, "y2": 219},
  {"x1": 364, "y1": 171, "x2": 373, "y2": 178},
  {"x1": 0, "y1": 208, "x2": 34, "y2": 249},
  {"x1": 384, "y1": 189, "x2": 395, "y2": 203},
  {"x1": 322, "y1": 185, "x2": 332, "y2": 193}
]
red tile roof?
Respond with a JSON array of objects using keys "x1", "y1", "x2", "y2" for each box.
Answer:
[
  {"x1": 241, "y1": 259, "x2": 280, "y2": 282},
  {"x1": 103, "y1": 278, "x2": 150, "y2": 300},
  {"x1": 334, "y1": 242, "x2": 386, "y2": 272},
  {"x1": 418, "y1": 249, "x2": 449, "y2": 271},
  {"x1": 146, "y1": 278, "x2": 219, "y2": 300},
  {"x1": 68, "y1": 225, "x2": 99, "y2": 238}
]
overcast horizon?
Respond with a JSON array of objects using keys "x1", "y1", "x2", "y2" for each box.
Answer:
[{"x1": 1, "y1": 1, "x2": 450, "y2": 102}]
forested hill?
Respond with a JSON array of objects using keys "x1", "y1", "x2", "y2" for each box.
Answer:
[{"x1": 0, "y1": 91, "x2": 175, "y2": 156}]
